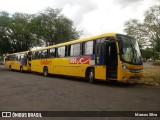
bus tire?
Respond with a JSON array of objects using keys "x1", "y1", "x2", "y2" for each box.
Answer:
[
  {"x1": 9, "y1": 65, "x2": 12, "y2": 71},
  {"x1": 88, "y1": 68, "x2": 95, "y2": 84},
  {"x1": 20, "y1": 66, "x2": 23, "y2": 73},
  {"x1": 43, "y1": 67, "x2": 48, "y2": 77}
]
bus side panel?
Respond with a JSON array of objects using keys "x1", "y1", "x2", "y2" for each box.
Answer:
[
  {"x1": 67, "y1": 57, "x2": 94, "y2": 77},
  {"x1": 67, "y1": 58, "x2": 89, "y2": 77},
  {"x1": 11, "y1": 61, "x2": 15, "y2": 70},
  {"x1": 13, "y1": 61, "x2": 17, "y2": 70},
  {"x1": 23, "y1": 66, "x2": 30, "y2": 71},
  {"x1": 31, "y1": 59, "x2": 54, "y2": 73},
  {"x1": 31, "y1": 60, "x2": 40, "y2": 72},
  {"x1": 47, "y1": 58, "x2": 53, "y2": 74},
  {"x1": 78, "y1": 65, "x2": 89, "y2": 77},
  {"x1": 15, "y1": 61, "x2": 21, "y2": 70},
  {"x1": 52, "y1": 58, "x2": 76, "y2": 75},
  {"x1": 5, "y1": 61, "x2": 10, "y2": 69},
  {"x1": 52, "y1": 58, "x2": 60, "y2": 74},
  {"x1": 11, "y1": 61, "x2": 16, "y2": 70},
  {"x1": 5, "y1": 61, "x2": 16, "y2": 70},
  {"x1": 95, "y1": 66, "x2": 106, "y2": 80},
  {"x1": 49, "y1": 58, "x2": 87, "y2": 77}
]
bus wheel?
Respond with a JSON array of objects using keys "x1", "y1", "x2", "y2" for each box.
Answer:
[
  {"x1": 9, "y1": 65, "x2": 12, "y2": 71},
  {"x1": 88, "y1": 69, "x2": 95, "y2": 84},
  {"x1": 43, "y1": 67, "x2": 48, "y2": 77},
  {"x1": 20, "y1": 66, "x2": 23, "y2": 73}
]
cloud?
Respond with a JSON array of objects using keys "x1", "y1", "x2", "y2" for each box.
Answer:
[
  {"x1": 0, "y1": 0, "x2": 54, "y2": 14},
  {"x1": 54, "y1": 0, "x2": 97, "y2": 25},
  {"x1": 114, "y1": 0, "x2": 145, "y2": 7},
  {"x1": 114, "y1": 0, "x2": 160, "y2": 8},
  {"x1": 1, "y1": 0, "x2": 159, "y2": 38},
  {"x1": 54, "y1": 0, "x2": 159, "y2": 37}
]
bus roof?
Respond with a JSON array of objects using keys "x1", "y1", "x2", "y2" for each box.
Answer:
[
  {"x1": 32, "y1": 32, "x2": 117, "y2": 52},
  {"x1": 6, "y1": 51, "x2": 29, "y2": 56}
]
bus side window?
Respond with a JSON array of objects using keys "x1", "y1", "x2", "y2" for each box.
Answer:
[
  {"x1": 70, "y1": 45, "x2": 74, "y2": 56},
  {"x1": 10, "y1": 55, "x2": 13, "y2": 61},
  {"x1": 15, "y1": 55, "x2": 17, "y2": 61},
  {"x1": 49, "y1": 48, "x2": 55, "y2": 58},
  {"x1": 32, "y1": 52, "x2": 35, "y2": 59},
  {"x1": 34, "y1": 51, "x2": 39, "y2": 59},
  {"x1": 57, "y1": 46, "x2": 65, "y2": 57},
  {"x1": 74, "y1": 43, "x2": 80, "y2": 56},
  {"x1": 84, "y1": 41, "x2": 93, "y2": 55},
  {"x1": 41, "y1": 50, "x2": 45, "y2": 58},
  {"x1": 6, "y1": 56, "x2": 9, "y2": 61},
  {"x1": 38, "y1": 51, "x2": 41, "y2": 59},
  {"x1": 70, "y1": 43, "x2": 81, "y2": 56},
  {"x1": 13, "y1": 56, "x2": 15, "y2": 61},
  {"x1": 15, "y1": 55, "x2": 17, "y2": 60},
  {"x1": 41, "y1": 50, "x2": 48, "y2": 58},
  {"x1": 17, "y1": 54, "x2": 21, "y2": 61},
  {"x1": 21, "y1": 54, "x2": 24, "y2": 59},
  {"x1": 13, "y1": 55, "x2": 16, "y2": 61},
  {"x1": 45, "y1": 50, "x2": 48, "y2": 58}
]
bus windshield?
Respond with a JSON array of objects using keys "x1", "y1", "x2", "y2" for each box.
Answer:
[{"x1": 118, "y1": 35, "x2": 142, "y2": 65}]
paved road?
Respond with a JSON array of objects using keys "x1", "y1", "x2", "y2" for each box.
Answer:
[{"x1": 0, "y1": 66, "x2": 160, "y2": 119}]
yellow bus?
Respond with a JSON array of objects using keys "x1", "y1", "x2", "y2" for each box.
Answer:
[
  {"x1": 5, "y1": 51, "x2": 31, "y2": 72},
  {"x1": 31, "y1": 33, "x2": 143, "y2": 83}
]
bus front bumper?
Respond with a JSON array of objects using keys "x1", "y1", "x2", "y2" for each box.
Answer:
[{"x1": 118, "y1": 71, "x2": 143, "y2": 83}]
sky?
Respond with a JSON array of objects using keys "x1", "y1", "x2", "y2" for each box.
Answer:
[{"x1": 0, "y1": 0, "x2": 159, "y2": 38}]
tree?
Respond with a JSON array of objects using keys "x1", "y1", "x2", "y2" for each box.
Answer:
[
  {"x1": 141, "y1": 48, "x2": 153, "y2": 59},
  {"x1": 31, "y1": 8, "x2": 81, "y2": 46},
  {"x1": 0, "y1": 11, "x2": 12, "y2": 55},
  {"x1": 124, "y1": 5, "x2": 160, "y2": 54},
  {"x1": 143, "y1": 5, "x2": 160, "y2": 52},
  {"x1": 0, "y1": 8, "x2": 81, "y2": 55},
  {"x1": 0, "y1": 11, "x2": 38, "y2": 54},
  {"x1": 9, "y1": 13, "x2": 38, "y2": 52}
]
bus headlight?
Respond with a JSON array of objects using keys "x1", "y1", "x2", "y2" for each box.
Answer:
[{"x1": 121, "y1": 62, "x2": 129, "y2": 71}]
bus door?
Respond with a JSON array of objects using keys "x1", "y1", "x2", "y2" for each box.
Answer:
[
  {"x1": 105, "y1": 41, "x2": 118, "y2": 79},
  {"x1": 95, "y1": 43, "x2": 106, "y2": 80},
  {"x1": 22, "y1": 53, "x2": 27, "y2": 66},
  {"x1": 27, "y1": 51, "x2": 32, "y2": 66},
  {"x1": 96, "y1": 44, "x2": 104, "y2": 65}
]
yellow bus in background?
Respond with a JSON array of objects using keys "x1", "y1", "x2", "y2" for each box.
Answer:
[
  {"x1": 31, "y1": 33, "x2": 143, "y2": 83},
  {"x1": 5, "y1": 51, "x2": 31, "y2": 72}
]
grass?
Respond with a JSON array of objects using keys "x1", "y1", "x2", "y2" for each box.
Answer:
[{"x1": 141, "y1": 65, "x2": 160, "y2": 86}]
